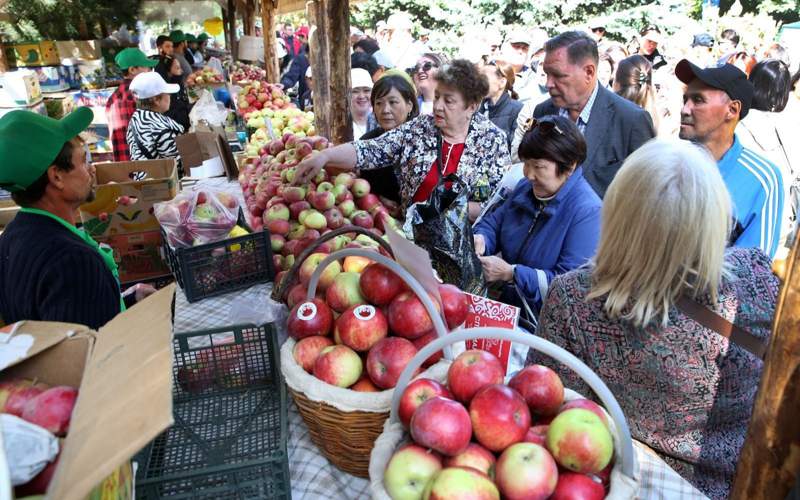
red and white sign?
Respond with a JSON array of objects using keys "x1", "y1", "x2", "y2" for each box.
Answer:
[{"x1": 463, "y1": 294, "x2": 520, "y2": 374}]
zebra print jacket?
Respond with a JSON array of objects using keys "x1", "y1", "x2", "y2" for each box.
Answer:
[{"x1": 126, "y1": 108, "x2": 184, "y2": 169}]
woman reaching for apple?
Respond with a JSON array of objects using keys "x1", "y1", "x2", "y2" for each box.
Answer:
[
  {"x1": 472, "y1": 115, "x2": 601, "y2": 318},
  {"x1": 534, "y1": 139, "x2": 779, "y2": 499},
  {"x1": 292, "y1": 59, "x2": 510, "y2": 218}
]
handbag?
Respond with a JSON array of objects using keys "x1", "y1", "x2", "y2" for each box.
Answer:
[{"x1": 675, "y1": 295, "x2": 767, "y2": 360}]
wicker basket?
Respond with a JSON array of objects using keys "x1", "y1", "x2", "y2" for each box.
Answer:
[
  {"x1": 281, "y1": 247, "x2": 453, "y2": 478},
  {"x1": 369, "y1": 327, "x2": 642, "y2": 499}
]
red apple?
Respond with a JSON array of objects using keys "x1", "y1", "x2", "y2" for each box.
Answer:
[
  {"x1": 508, "y1": 365, "x2": 565, "y2": 417},
  {"x1": 289, "y1": 200, "x2": 311, "y2": 220},
  {"x1": 351, "y1": 376, "x2": 380, "y2": 392},
  {"x1": 366, "y1": 337, "x2": 419, "y2": 389},
  {"x1": 447, "y1": 349, "x2": 504, "y2": 405},
  {"x1": 410, "y1": 396, "x2": 472, "y2": 456},
  {"x1": 551, "y1": 472, "x2": 605, "y2": 500},
  {"x1": 495, "y1": 443, "x2": 559, "y2": 500},
  {"x1": 351, "y1": 210, "x2": 374, "y2": 229},
  {"x1": 359, "y1": 263, "x2": 404, "y2": 306},
  {"x1": 325, "y1": 272, "x2": 367, "y2": 312},
  {"x1": 559, "y1": 399, "x2": 609, "y2": 427},
  {"x1": 313, "y1": 345, "x2": 362, "y2": 388},
  {"x1": 384, "y1": 444, "x2": 443, "y2": 500},
  {"x1": 351, "y1": 178, "x2": 371, "y2": 197},
  {"x1": 355, "y1": 193, "x2": 380, "y2": 212},
  {"x1": 265, "y1": 218, "x2": 290, "y2": 236},
  {"x1": 298, "y1": 253, "x2": 342, "y2": 291},
  {"x1": 292, "y1": 336, "x2": 334, "y2": 372},
  {"x1": 335, "y1": 304, "x2": 388, "y2": 352},
  {"x1": 310, "y1": 190, "x2": 336, "y2": 211},
  {"x1": 286, "y1": 283, "x2": 309, "y2": 308},
  {"x1": 388, "y1": 291, "x2": 435, "y2": 340},
  {"x1": 469, "y1": 384, "x2": 531, "y2": 452},
  {"x1": 0, "y1": 379, "x2": 47, "y2": 417},
  {"x1": 398, "y1": 378, "x2": 453, "y2": 428},
  {"x1": 523, "y1": 425, "x2": 550, "y2": 446},
  {"x1": 422, "y1": 466, "x2": 499, "y2": 499},
  {"x1": 411, "y1": 331, "x2": 444, "y2": 368},
  {"x1": 287, "y1": 298, "x2": 333, "y2": 339},
  {"x1": 21, "y1": 386, "x2": 79, "y2": 436},
  {"x1": 443, "y1": 443, "x2": 496, "y2": 479},
  {"x1": 546, "y1": 409, "x2": 614, "y2": 474},
  {"x1": 438, "y1": 284, "x2": 469, "y2": 328}
]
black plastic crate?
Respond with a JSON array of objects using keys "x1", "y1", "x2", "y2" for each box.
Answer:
[
  {"x1": 135, "y1": 324, "x2": 290, "y2": 499},
  {"x1": 162, "y1": 211, "x2": 275, "y2": 303}
]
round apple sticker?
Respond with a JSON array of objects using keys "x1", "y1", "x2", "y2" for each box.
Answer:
[
  {"x1": 297, "y1": 301, "x2": 318, "y2": 321},
  {"x1": 354, "y1": 304, "x2": 376, "y2": 321}
]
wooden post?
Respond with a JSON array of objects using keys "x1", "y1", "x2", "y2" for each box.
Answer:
[
  {"x1": 319, "y1": 0, "x2": 351, "y2": 144},
  {"x1": 261, "y1": 0, "x2": 279, "y2": 82},
  {"x1": 0, "y1": 41, "x2": 8, "y2": 73},
  {"x1": 307, "y1": 0, "x2": 332, "y2": 139},
  {"x1": 227, "y1": 0, "x2": 238, "y2": 60},
  {"x1": 243, "y1": 0, "x2": 253, "y2": 36},
  {"x1": 730, "y1": 235, "x2": 800, "y2": 498}
]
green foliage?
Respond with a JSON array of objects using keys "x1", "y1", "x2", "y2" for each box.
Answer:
[{"x1": 1, "y1": 0, "x2": 143, "y2": 42}]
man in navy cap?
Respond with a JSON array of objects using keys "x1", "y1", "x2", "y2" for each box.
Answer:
[{"x1": 676, "y1": 59, "x2": 784, "y2": 258}]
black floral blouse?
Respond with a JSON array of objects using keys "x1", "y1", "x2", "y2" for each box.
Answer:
[{"x1": 352, "y1": 113, "x2": 511, "y2": 210}]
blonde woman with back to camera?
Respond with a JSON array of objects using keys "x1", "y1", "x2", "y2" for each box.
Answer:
[{"x1": 534, "y1": 139, "x2": 779, "y2": 500}]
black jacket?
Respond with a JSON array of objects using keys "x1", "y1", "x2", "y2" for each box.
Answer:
[
  {"x1": 280, "y1": 52, "x2": 310, "y2": 110},
  {"x1": 479, "y1": 93, "x2": 523, "y2": 153},
  {"x1": 357, "y1": 127, "x2": 401, "y2": 203},
  {"x1": 155, "y1": 61, "x2": 191, "y2": 131},
  {"x1": 0, "y1": 212, "x2": 122, "y2": 329},
  {"x1": 534, "y1": 84, "x2": 656, "y2": 198}
]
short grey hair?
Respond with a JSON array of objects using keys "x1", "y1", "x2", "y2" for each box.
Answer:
[{"x1": 544, "y1": 31, "x2": 599, "y2": 65}]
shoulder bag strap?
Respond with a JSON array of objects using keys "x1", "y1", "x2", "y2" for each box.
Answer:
[{"x1": 675, "y1": 295, "x2": 767, "y2": 360}]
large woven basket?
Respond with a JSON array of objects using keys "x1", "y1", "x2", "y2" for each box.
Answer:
[{"x1": 280, "y1": 248, "x2": 452, "y2": 478}]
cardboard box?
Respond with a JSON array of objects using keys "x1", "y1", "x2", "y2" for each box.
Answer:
[
  {"x1": 10, "y1": 43, "x2": 45, "y2": 67},
  {"x1": 238, "y1": 35, "x2": 264, "y2": 62},
  {"x1": 44, "y1": 91, "x2": 77, "y2": 119},
  {"x1": 31, "y1": 65, "x2": 70, "y2": 93},
  {"x1": 0, "y1": 70, "x2": 43, "y2": 107},
  {"x1": 39, "y1": 41, "x2": 60, "y2": 65},
  {"x1": 80, "y1": 159, "x2": 178, "y2": 282},
  {"x1": 0, "y1": 99, "x2": 47, "y2": 120},
  {"x1": 176, "y1": 131, "x2": 239, "y2": 180},
  {"x1": 55, "y1": 40, "x2": 102, "y2": 62},
  {"x1": 0, "y1": 284, "x2": 175, "y2": 499}
]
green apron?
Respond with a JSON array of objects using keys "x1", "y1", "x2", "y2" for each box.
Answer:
[{"x1": 19, "y1": 207, "x2": 126, "y2": 312}]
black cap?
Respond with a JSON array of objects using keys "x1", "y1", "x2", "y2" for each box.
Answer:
[{"x1": 675, "y1": 59, "x2": 754, "y2": 119}]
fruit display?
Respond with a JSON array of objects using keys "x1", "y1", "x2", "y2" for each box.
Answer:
[
  {"x1": 382, "y1": 353, "x2": 616, "y2": 500},
  {"x1": 246, "y1": 108, "x2": 316, "y2": 138},
  {"x1": 227, "y1": 61, "x2": 268, "y2": 84},
  {"x1": 287, "y1": 260, "x2": 470, "y2": 391},
  {"x1": 0, "y1": 378, "x2": 79, "y2": 496},
  {"x1": 154, "y1": 190, "x2": 242, "y2": 249},
  {"x1": 235, "y1": 80, "x2": 294, "y2": 118},
  {"x1": 186, "y1": 66, "x2": 225, "y2": 87},
  {"x1": 238, "y1": 132, "x2": 403, "y2": 260}
]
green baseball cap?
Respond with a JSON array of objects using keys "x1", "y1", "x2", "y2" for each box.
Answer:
[
  {"x1": 169, "y1": 30, "x2": 186, "y2": 43},
  {"x1": 115, "y1": 48, "x2": 157, "y2": 70},
  {"x1": 197, "y1": 33, "x2": 211, "y2": 42},
  {"x1": 0, "y1": 107, "x2": 94, "y2": 192},
  {"x1": 185, "y1": 34, "x2": 197, "y2": 43}
]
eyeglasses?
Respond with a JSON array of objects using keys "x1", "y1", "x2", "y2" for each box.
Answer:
[
  {"x1": 591, "y1": 27, "x2": 606, "y2": 34},
  {"x1": 413, "y1": 61, "x2": 438, "y2": 74},
  {"x1": 524, "y1": 117, "x2": 564, "y2": 136}
]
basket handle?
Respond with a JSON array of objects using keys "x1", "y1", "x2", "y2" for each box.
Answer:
[
  {"x1": 305, "y1": 247, "x2": 453, "y2": 360},
  {"x1": 389, "y1": 327, "x2": 636, "y2": 479},
  {"x1": 271, "y1": 224, "x2": 394, "y2": 302}
]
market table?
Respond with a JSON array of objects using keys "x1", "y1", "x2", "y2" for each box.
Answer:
[{"x1": 169, "y1": 177, "x2": 708, "y2": 499}]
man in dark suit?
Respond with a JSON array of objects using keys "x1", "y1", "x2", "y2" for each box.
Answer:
[{"x1": 534, "y1": 31, "x2": 655, "y2": 198}]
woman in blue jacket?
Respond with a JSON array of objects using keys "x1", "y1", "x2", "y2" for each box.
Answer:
[{"x1": 473, "y1": 115, "x2": 601, "y2": 317}]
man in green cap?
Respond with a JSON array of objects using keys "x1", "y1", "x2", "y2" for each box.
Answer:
[
  {"x1": 170, "y1": 30, "x2": 192, "y2": 79},
  {"x1": 105, "y1": 47, "x2": 157, "y2": 162},
  {"x1": 0, "y1": 108, "x2": 154, "y2": 329}
]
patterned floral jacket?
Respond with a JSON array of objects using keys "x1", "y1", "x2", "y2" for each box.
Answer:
[
  {"x1": 534, "y1": 247, "x2": 778, "y2": 500},
  {"x1": 352, "y1": 113, "x2": 511, "y2": 211}
]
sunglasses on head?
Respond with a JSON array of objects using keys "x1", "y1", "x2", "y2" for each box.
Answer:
[
  {"x1": 524, "y1": 117, "x2": 564, "y2": 136},
  {"x1": 414, "y1": 61, "x2": 438, "y2": 73}
]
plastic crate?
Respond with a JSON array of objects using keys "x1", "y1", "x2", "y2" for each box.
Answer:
[
  {"x1": 135, "y1": 324, "x2": 291, "y2": 499},
  {"x1": 162, "y1": 212, "x2": 275, "y2": 303}
]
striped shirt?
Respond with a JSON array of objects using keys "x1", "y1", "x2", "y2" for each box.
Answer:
[
  {"x1": 718, "y1": 135, "x2": 784, "y2": 258},
  {"x1": 126, "y1": 109, "x2": 184, "y2": 163},
  {"x1": 557, "y1": 82, "x2": 599, "y2": 133}
]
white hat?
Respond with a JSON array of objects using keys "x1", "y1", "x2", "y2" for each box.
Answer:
[
  {"x1": 373, "y1": 50, "x2": 395, "y2": 69},
  {"x1": 305, "y1": 66, "x2": 313, "y2": 79},
  {"x1": 130, "y1": 71, "x2": 179, "y2": 99},
  {"x1": 351, "y1": 68, "x2": 373, "y2": 90}
]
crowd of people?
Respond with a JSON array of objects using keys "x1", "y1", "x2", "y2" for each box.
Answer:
[{"x1": 0, "y1": 11, "x2": 797, "y2": 500}]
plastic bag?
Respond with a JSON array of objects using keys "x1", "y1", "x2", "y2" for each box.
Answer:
[
  {"x1": 1, "y1": 414, "x2": 59, "y2": 486},
  {"x1": 189, "y1": 89, "x2": 230, "y2": 127},
  {"x1": 154, "y1": 189, "x2": 240, "y2": 248},
  {"x1": 405, "y1": 174, "x2": 486, "y2": 294}
]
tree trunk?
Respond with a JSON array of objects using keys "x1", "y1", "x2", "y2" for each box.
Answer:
[
  {"x1": 226, "y1": 0, "x2": 238, "y2": 60},
  {"x1": 307, "y1": 0, "x2": 331, "y2": 140},
  {"x1": 730, "y1": 235, "x2": 800, "y2": 499},
  {"x1": 323, "y1": 0, "x2": 351, "y2": 144},
  {"x1": 0, "y1": 40, "x2": 8, "y2": 72},
  {"x1": 261, "y1": 0, "x2": 279, "y2": 82}
]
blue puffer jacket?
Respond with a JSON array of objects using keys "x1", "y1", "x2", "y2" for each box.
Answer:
[{"x1": 474, "y1": 168, "x2": 602, "y2": 316}]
